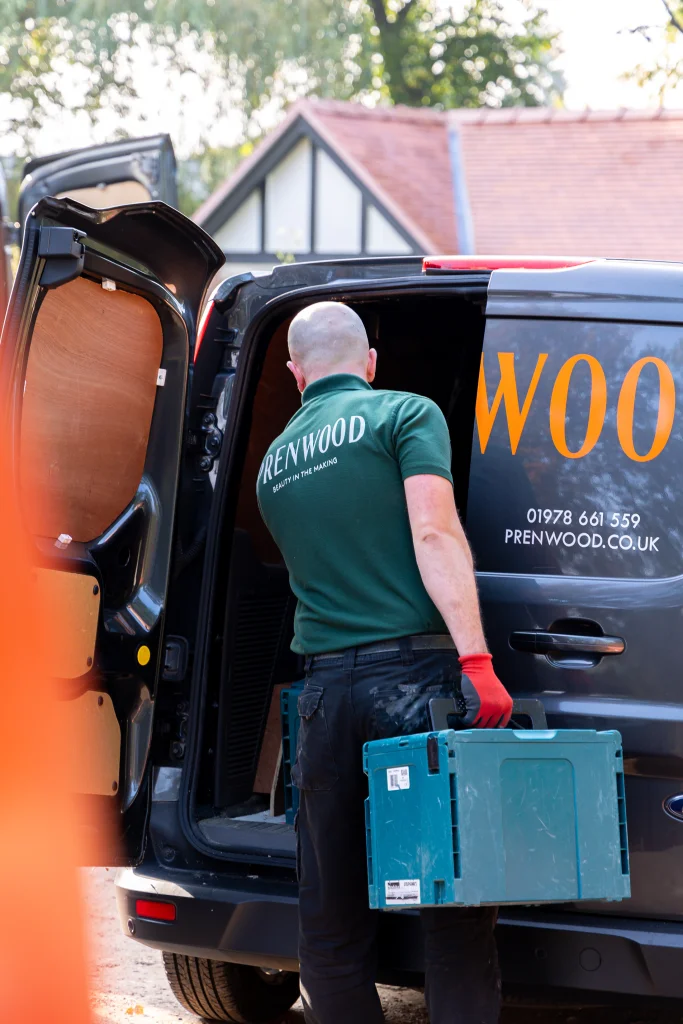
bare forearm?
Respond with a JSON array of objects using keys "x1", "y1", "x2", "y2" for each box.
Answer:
[{"x1": 413, "y1": 529, "x2": 488, "y2": 656}]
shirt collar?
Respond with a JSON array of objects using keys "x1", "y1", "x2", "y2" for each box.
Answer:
[{"x1": 301, "y1": 373, "x2": 372, "y2": 405}]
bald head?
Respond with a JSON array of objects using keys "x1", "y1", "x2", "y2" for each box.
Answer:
[{"x1": 287, "y1": 302, "x2": 375, "y2": 392}]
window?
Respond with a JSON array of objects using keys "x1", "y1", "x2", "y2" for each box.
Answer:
[
  {"x1": 466, "y1": 318, "x2": 683, "y2": 579},
  {"x1": 56, "y1": 180, "x2": 151, "y2": 208}
]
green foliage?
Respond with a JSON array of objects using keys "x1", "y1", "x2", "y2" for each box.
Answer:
[
  {"x1": 0, "y1": 1, "x2": 562, "y2": 171},
  {"x1": 176, "y1": 144, "x2": 246, "y2": 216},
  {"x1": 0, "y1": 157, "x2": 23, "y2": 222},
  {"x1": 358, "y1": 0, "x2": 561, "y2": 108},
  {"x1": 0, "y1": 3, "x2": 138, "y2": 152},
  {"x1": 624, "y1": 0, "x2": 683, "y2": 100}
]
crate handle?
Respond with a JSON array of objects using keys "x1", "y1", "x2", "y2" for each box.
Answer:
[
  {"x1": 509, "y1": 699, "x2": 548, "y2": 730},
  {"x1": 429, "y1": 696, "x2": 548, "y2": 731}
]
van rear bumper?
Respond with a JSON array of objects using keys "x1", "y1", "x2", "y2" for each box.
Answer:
[{"x1": 116, "y1": 867, "x2": 683, "y2": 999}]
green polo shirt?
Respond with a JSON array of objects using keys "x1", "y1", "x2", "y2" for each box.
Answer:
[{"x1": 256, "y1": 373, "x2": 453, "y2": 654}]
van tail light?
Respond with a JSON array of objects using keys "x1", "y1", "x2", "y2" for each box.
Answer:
[
  {"x1": 135, "y1": 899, "x2": 176, "y2": 922},
  {"x1": 194, "y1": 299, "x2": 215, "y2": 362},
  {"x1": 422, "y1": 256, "x2": 595, "y2": 273}
]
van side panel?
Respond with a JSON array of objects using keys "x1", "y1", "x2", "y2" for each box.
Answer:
[{"x1": 468, "y1": 309, "x2": 683, "y2": 921}]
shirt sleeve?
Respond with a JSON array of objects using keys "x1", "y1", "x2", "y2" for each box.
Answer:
[{"x1": 393, "y1": 395, "x2": 453, "y2": 484}]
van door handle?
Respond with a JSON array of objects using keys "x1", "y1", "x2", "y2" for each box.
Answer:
[{"x1": 509, "y1": 631, "x2": 625, "y2": 656}]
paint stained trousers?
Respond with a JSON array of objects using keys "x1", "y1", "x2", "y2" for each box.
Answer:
[{"x1": 292, "y1": 642, "x2": 501, "y2": 1024}]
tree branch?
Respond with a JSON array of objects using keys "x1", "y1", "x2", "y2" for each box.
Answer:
[
  {"x1": 620, "y1": 24, "x2": 654, "y2": 41},
  {"x1": 369, "y1": 0, "x2": 388, "y2": 28},
  {"x1": 661, "y1": 0, "x2": 683, "y2": 34},
  {"x1": 395, "y1": 0, "x2": 413, "y2": 24}
]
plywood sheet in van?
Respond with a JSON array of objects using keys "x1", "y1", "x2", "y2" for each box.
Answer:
[
  {"x1": 58, "y1": 689, "x2": 120, "y2": 797},
  {"x1": 21, "y1": 276, "x2": 163, "y2": 541},
  {"x1": 34, "y1": 568, "x2": 100, "y2": 678},
  {"x1": 254, "y1": 682, "x2": 286, "y2": 795},
  {"x1": 56, "y1": 180, "x2": 150, "y2": 209}
]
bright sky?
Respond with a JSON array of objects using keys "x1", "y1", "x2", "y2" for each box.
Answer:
[
  {"x1": 4, "y1": 0, "x2": 683, "y2": 158},
  {"x1": 541, "y1": 0, "x2": 683, "y2": 108}
]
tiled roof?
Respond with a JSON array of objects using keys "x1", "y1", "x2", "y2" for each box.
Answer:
[
  {"x1": 450, "y1": 107, "x2": 683, "y2": 260},
  {"x1": 192, "y1": 98, "x2": 457, "y2": 251},
  {"x1": 305, "y1": 100, "x2": 457, "y2": 252},
  {"x1": 195, "y1": 100, "x2": 683, "y2": 262}
]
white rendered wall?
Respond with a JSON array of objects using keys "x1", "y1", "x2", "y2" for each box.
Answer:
[
  {"x1": 366, "y1": 204, "x2": 412, "y2": 254},
  {"x1": 265, "y1": 137, "x2": 312, "y2": 254},
  {"x1": 214, "y1": 190, "x2": 261, "y2": 252},
  {"x1": 314, "y1": 150, "x2": 362, "y2": 254}
]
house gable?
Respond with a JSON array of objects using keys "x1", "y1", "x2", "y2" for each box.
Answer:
[
  {"x1": 214, "y1": 189, "x2": 261, "y2": 253},
  {"x1": 195, "y1": 110, "x2": 427, "y2": 265}
]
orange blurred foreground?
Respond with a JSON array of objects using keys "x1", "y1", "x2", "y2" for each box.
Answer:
[{"x1": 0, "y1": 436, "x2": 94, "y2": 1024}]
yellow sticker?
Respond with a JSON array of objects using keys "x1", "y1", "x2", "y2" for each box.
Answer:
[{"x1": 137, "y1": 645, "x2": 151, "y2": 666}]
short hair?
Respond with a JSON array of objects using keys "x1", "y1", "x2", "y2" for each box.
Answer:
[{"x1": 288, "y1": 301, "x2": 368, "y2": 377}]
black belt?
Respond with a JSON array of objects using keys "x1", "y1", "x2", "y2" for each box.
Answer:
[{"x1": 309, "y1": 634, "x2": 456, "y2": 665}]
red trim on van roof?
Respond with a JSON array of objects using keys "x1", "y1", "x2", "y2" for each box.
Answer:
[{"x1": 423, "y1": 256, "x2": 595, "y2": 272}]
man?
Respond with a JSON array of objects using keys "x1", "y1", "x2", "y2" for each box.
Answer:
[{"x1": 257, "y1": 301, "x2": 513, "y2": 1024}]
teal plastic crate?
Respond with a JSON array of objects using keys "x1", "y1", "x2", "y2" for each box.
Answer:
[
  {"x1": 364, "y1": 728, "x2": 630, "y2": 909},
  {"x1": 281, "y1": 682, "x2": 305, "y2": 825}
]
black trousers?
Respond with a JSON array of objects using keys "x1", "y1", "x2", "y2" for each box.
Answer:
[{"x1": 292, "y1": 642, "x2": 501, "y2": 1024}]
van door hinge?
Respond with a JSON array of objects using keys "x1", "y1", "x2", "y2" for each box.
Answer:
[
  {"x1": 38, "y1": 226, "x2": 86, "y2": 289},
  {"x1": 195, "y1": 411, "x2": 223, "y2": 472}
]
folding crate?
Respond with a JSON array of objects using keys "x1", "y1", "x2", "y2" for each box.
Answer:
[
  {"x1": 364, "y1": 725, "x2": 630, "y2": 909},
  {"x1": 281, "y1": 682, "x2": 305, "y2": 825}
]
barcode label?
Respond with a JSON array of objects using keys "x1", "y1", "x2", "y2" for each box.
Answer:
[
  {"x1": 387, "y1": 766, "x2": 410, "y2": 791},
  {"x1": 385, "y1": 879, "x2": 421, "y2": 905}
]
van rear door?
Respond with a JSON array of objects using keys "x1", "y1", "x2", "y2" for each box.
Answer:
[
  {"x1": 18, "y1": 135, "x2": 177, "y2": 229},
  {"x1": 467, "y1": 259, "x2": 683, "y2": 920},
  {"x1": 1, "y1": 196, "x2": 223, "y2": 863}
]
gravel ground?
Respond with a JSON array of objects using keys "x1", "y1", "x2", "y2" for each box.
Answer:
[{"x1": 85, "y1": 868, "x2": 681, "y2": 1024}]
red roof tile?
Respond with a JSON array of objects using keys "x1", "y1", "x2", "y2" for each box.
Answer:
[
  {"x1": 451, "y1": 108, "x2": 683, "y2": 260},
  {"x1": 305, "y1": 100, "x2": 457, "y2": 252},
  {"x1": 195, "y1": 100, "x2": 683, "y2": 263}
]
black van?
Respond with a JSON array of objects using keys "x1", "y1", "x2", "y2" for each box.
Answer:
[{"x1": 4, "y1": 174, "x2": 683, "y2": 1022}]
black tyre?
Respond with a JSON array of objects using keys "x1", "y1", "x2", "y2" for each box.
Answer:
[{"x1": 162, "y1": 952, "x2": 300, "y2": 1023}]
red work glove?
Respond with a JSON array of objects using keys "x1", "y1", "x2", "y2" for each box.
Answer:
[{"x1": 458, "y1": 653, "x2": 513, "y2": 729}]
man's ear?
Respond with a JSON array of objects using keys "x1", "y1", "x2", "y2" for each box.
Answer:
[
  {"x1": 287, "y1": 360, "x2": 307, "y2": 393},
  {"x1": 366, "y1": 348, "x2": 378, "y2": 383}
]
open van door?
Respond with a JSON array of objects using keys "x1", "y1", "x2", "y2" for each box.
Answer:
[
  {"x1": 466, "y1": 260, "x2": 683, "y2": 938},
  {"x1": 18, "y1": 134, "x2": 178, "y2": 231},
  {"x1": 0, "y1": 196, "x2": 223, "y2": 863}
]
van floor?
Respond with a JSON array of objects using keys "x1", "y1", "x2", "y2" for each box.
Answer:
[{"x1": 198, "y1": 813, "x2": 296, "y2": 857}]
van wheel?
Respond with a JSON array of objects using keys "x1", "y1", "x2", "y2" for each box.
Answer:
[{"x1": 162, "y1": 953, "x2": 300, "y2": 1023}]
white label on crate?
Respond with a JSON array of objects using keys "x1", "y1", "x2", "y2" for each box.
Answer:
[
  {"x1": 387, "y1": 766, "x2": 410, "y2": 791},
  {"x1": 385, "y1": 879, "x2": 421, "y2": 906}
]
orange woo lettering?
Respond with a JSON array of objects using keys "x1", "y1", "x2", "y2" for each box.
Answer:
[
  {"x1": 616, "y1": 357, "x2": 675, "y2": 463},
  {"x1": 476, "y1": 352, "x2": 676, "y2": 462},
  {"x1": 549, "y1": 354, "x2": 607, "y2": 459},
  {"x1": 475, "y1": 352, "x2": 547, "y2": 455}
]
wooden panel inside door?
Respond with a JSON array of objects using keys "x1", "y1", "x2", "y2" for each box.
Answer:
[{"x1": 21, "y1": 276, "x2": 163, "y2": 541}]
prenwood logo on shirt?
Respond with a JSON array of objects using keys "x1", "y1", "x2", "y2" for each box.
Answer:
[{"x1": 258, "y1": 414, "x2": 366, "y2": 491}]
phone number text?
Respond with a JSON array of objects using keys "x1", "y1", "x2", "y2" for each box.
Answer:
[{"x1": 526, "y1": 508, "x2": 641, "y2": 529}]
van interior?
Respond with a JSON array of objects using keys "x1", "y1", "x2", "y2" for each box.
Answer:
[{"x1": 193, "y1": 288, "x2": 487, "y2": 855}]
